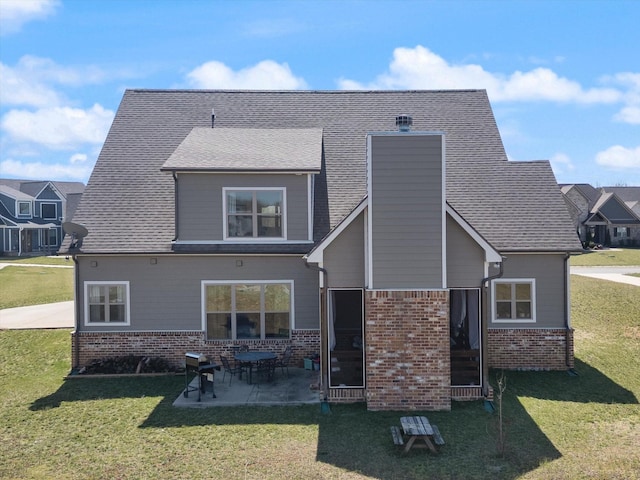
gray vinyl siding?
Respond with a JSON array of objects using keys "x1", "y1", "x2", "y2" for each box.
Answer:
[
  {"x1": 37, "y1": 185, "x2": 61, "y2": 200},
  {"x1": 446, "y1": 214, "x2": 485, "y2": 287},
  {"x1": 324, "y1": 212, "x2": 365, "y2": 288},
  {"x1": 369, "y1": 134, "x2": 444, "y2": 289},
  {"x1": 77, "y1": 255, "x2": 319, "y2": 332},
  {"x1": 490, "y1": 253, "x2": 567, "y2": 329},
  {"x1": 177, "y1": 173, "x2": 309, "y2": 241}
]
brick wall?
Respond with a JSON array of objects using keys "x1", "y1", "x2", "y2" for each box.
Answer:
[
  {"x1": 364, "y1": 290, "x2": 451, "y2": 411},
  {"x1": 71, "y1": 329, "x2": 320, "y2": 370},
  {"x1": 487, "y1": 328, "x2": 574, "y2": 370}
]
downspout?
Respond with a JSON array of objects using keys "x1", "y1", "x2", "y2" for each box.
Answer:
[
  {"x1": 305, "y1": 262, "x2": 330, "y2": 408},
  {"x1": 480, "y1": 258, "x2": 504, "y2": 398},
  {"x1": 564, "y1": 253, "x2": 576, "y2": 374},
  {"x1": 171, "y1": 172, "x2": 179, "y2": 242},
  {"x1": 72, "y1": 254, "x2": 81, "y2": 370}
]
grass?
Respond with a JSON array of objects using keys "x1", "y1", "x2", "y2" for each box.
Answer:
[
  {"x1": 0, "y1": 255, "x2": 73, "y2": 266},
  {"x1": 570, "y1": 248, "x2": 640, "y2": 266},
  {"x1": 0, "y1": 265, "x2": 73, "y2": 309},
  {"x1": 1, "y1": 277, "x2": 638, "y2": 479}
]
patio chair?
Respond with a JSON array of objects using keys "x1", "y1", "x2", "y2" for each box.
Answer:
[
  {"x1": 220, "y1": 355, "x2": 244, "y2": 385},
  {"x1": 275, "y1": 346, "x2": 293, "y2": 378},
  {"x1": 256, "y1": 358, "x2": 276, "y2": 383}
]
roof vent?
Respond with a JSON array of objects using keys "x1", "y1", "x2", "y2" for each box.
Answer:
[
  {"x1": 395, "y1": 114, "x2": 413, "y2": 132},
  {"x1": 211, "y1": 108, "x2": 215, "y2": 128}
]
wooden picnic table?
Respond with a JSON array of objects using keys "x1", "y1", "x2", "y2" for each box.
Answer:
[{"x1": 397, "y1": 416, "x2": 443, "y2": 453}]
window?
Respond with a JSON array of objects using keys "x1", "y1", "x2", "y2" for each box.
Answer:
[
  {"x1": 224, "y1": 188, "x2": 285, "y2": 239},
  {"x1": 204, "y1": 281, "x2": 292, "y2": 340},
  {"x1": 18, "y1": 201, "x2": 31, "y2": 217},
  {"x1": 492, "y1": 279, "x2": 535, "y2": 323},
  {"x1": 42, "y1": 229, "x2": 58, "y2": 246},
  {"x1": 614, "y1": 227, "x2": 630, "y2": 238},
  {"x1": 84, "y1": 282, "x2": 130, "y2": 325},
  {"x1": 41, "y1": 203, "x2": 57, "y2": 219}
]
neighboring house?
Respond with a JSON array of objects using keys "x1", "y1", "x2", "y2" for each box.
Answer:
[
  {"x1": 61, "y1": 90, "x2": 581, "y2": 411},
  {"x1": 560, "y1": 184, "x2": 640, "y2": 247},
  {"x1": 0, "y1": 179, "x2": 85, "y2": 257}
]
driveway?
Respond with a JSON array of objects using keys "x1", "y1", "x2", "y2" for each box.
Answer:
[
  {"x1": 0, "y1": 301, "x2": 74, "y2": 329},
  {"x1": 570, "y1": 266, "x2": 640, "y2": 287}
]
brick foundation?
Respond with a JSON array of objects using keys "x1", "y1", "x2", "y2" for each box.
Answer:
[
  {"x1": 364, "y1": 290, "x2": 451, "y2": 411},
  {"x1": 488, "y1": 328, "x2": 574, "y2": 370},
  {"x1": 71, "y1": 329, "x2": 320, "y2": 370}
]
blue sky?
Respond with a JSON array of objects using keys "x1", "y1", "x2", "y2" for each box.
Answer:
[{"x1": 1, "y1": 0, "x2": 639, "y2": 186}]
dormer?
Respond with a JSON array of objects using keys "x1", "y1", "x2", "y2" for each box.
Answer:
[{"x1": 161, "y1": 126, "x2": 322, "y2": 251}]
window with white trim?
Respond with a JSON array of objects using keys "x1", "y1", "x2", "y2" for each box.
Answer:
[
  {"x1": 224, "y1": 188, "x2": 285, "y2": 239},
  {"x1": 492, "y1": 279, "x2": 536, "y2": 323},
  {"x1": 204, "y1": 281, "x2": 292, "y2": 340},
  {"x1": 41, "y1": 203, "x2": 57, "y2": 219},
  {"x1": 18, "y1": 201, "x2": 31, "y2": 217},
  {"x1": 85, "y1": 282, "x2": 130, "y2": 325}
]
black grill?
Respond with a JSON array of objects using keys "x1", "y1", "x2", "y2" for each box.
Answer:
[{"x1": 184, "y1": 352, "x2": 220, "y2": 401}]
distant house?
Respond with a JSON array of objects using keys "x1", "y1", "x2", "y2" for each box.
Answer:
[
  {"x1": 0, "y1": 179, "x2": 85, "y2": 256},
  {"x1": 560, "y1": 184, "x2": 640, "y2": 247},
  {"x1": 62, "y1": 90, "x2": 581, "y2": 411}
]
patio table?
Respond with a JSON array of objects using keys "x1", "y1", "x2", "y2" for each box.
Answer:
[{"x1": 234, "y1": 351, "x2": 277, "y2": 384}]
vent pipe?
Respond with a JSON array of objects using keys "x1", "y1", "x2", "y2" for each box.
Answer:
[
  {"x1": 395, "y1": 114, "x2": 413, "y2": 132},
  {"x1": 211, "y1": 108, "x2": 215, "y2": 128}
]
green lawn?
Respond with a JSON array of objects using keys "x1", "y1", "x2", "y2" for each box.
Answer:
[
  {"x1": 570, "y1": 248, "x2": 640, "y2": 266},
  {"x1": 0, "y1": 265, "x2": 73, "y2": 309},
  {"x1": 1, "y1": 276, "x2": 638, "y2": 479},
  {"x1": 0, "y1": 255, "x2": 73, "y2": 266}
]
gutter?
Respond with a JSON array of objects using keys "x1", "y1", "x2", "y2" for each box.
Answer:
[
  {"x1": 304, "y1": 261, "x2": 330, "y2": 410},
  {"x1": 72, "y1": 254, "x2": 81, "y2": 369},
  {"x1": 480, "y1": 258, "x2": 504, "y2": 398}
]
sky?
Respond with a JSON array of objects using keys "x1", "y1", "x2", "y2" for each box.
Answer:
[{"x1": 1, "y1": 0, "x2": 639, "y2": 186}]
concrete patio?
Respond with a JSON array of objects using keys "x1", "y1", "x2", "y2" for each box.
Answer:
[{"x1": 173, "y1": 366, "x2": 321, "y2": 408}]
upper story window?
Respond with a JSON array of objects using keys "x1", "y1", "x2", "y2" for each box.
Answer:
[
  {"x1": 224, "y1": 188, "x2": 285, "y2": 240},
  {"x1": 491, "y1": 279, "x2": 536, "y2": 323},
  {"x1": 18, "y1": 201, "x2": 31, "y2": 217},
  {"x1": 41, "y1": 203, "x2": 57, "y2": 220}
]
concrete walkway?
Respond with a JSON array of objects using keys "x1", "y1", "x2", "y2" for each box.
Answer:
[
  {"x1": 0, "y1": 301, "x2": 74, "y2": 329},
  {"x1": 570, "y1": 266, "x2": 640, "y2": 287}
]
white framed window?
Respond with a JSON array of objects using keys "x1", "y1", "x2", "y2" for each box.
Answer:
[
  {"x1": 223, "y1": 188, "x2": 286, "y2": 240},
  {"x1": 18, "y1": 201, "x2": 31, "y2": 217},
  {"x1": 491, "y1": 279, "x2": 536, "y2": 323},
  {"x1": 41, "y1": 203, "x2": 57, "y2": 220},
  {"x1": 202, "y1": 280, "x2": 293, "y2": 340},
  {"x1": 84, "y1": 281, "x2": 130, "y2": 325}
]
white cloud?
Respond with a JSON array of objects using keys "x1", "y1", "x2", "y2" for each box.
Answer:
[
  {"x1": 604, "y1": 72, "x2": 640, "y2": 124},
  {"x1": 550, "y1": 153, "x2": 576, "y2": 175},
  {"x1": 0, "y1": 56, "x2": 109, "y2": 107},
  {"x1": 0, "y1": 0, "x2": 59, "y2": 35},
  {"x1": 339, "y1": 45, "x2": 621, "y2": 104},
  {"x1": 0, "y1": 158, "x2": 93, "y2": 181},
  {"x1": 186, "y1": 60, "x2": 308, "y2": 89},
  {"x1": 70, "y1": 153, "x2": 88, "y2": 164},
  {"x1": 614, "y1": 106, "x2": 640, "y2": 125},
  {"x1": 595, "y1": 145, "x2": 640, "y2": 170},
  {"x1": 1, "y1": 104, "x2": 114, "y2": 150}
]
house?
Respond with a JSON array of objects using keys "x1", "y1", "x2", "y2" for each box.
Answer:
[
  {"x1": 0, "y1": 179, "x2": 85, "y2": 257},
  {"x1": 62, "y1": 90, "x2": 581, "y2": 411},
  {"x1": 560, "y1": 184, "x2": 640, "y2": 247}
]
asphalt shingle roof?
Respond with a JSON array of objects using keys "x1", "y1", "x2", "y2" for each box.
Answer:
[
  {"x1": 161, "y1": 127, "x2": 323, "y2": 172},
  {"x1": 69, "y1": 89, "x2": 581, "y2": 254}
]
